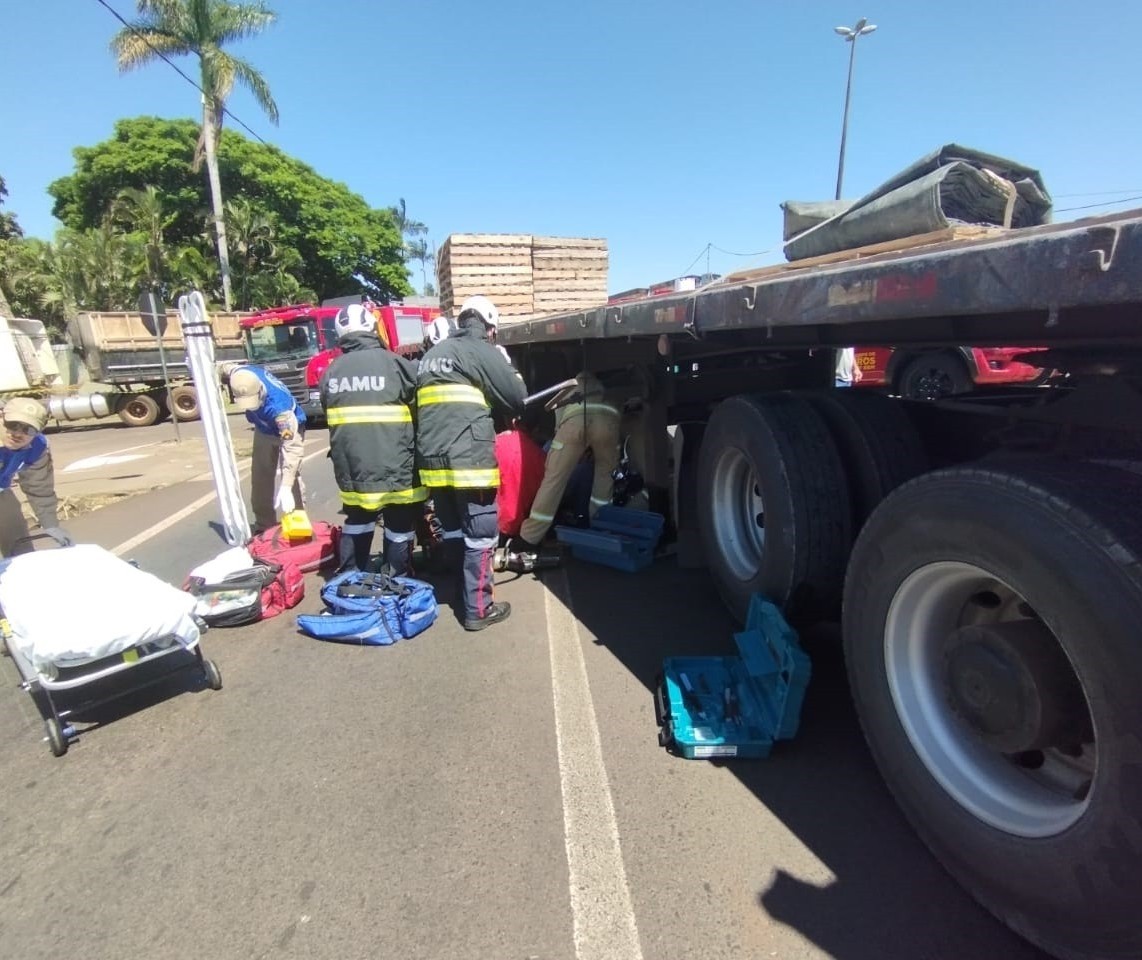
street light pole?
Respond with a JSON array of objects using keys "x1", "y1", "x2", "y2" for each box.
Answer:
[{"x1": 834, "y1": 17, "x2": 877, "y2": 201}]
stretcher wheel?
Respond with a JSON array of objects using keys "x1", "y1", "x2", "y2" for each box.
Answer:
[
  {"x1": 45, "y1": 718, "x2": 68, "y2": 757},
  {"x1": 203, "y1": 659, "x2": 222, "y2": 691}
]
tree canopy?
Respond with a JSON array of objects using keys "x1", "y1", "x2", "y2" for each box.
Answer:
[{"x1": 49, "y1": 116, "x2": 412, "y2": 303}]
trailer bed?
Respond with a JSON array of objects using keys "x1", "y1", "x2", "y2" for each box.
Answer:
[{"x1": 498, "y1": 209, "x2": 1142, "y2": 350}]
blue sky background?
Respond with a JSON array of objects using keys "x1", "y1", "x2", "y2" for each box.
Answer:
[{"x1": 5, "y1": 0, "x2": 1142, "y2": 294}]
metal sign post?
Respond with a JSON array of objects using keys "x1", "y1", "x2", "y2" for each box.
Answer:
[{"x1": 138, "y1": 290, "x2": 180, "y2": 442}]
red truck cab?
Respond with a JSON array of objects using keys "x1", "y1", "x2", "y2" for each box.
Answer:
[
  {"x1": 855, "y1": 345, "x2": 1050, "y2": 399},
  {"x1": 302, "y1": 303, "x2": 442, "y2": 422},
  {"x1": 239, "y1": 303, "x2": 342, "y2": 415}
]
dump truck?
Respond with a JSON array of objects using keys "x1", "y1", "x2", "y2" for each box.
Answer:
[
  {"x1": 66, "y1": 309, "x2": 247, "y2": 426},
  {"x1": 498, "y1": 206, "x2": 1142, "y2": 960}
]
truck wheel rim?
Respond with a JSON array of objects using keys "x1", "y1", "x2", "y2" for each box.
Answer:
[
  {"x1": 709, "y1": 446, "x2": 765, "y2": 580},
  {"x1": 884, "y1": 561, "x2": 1095, "y2": 837}
]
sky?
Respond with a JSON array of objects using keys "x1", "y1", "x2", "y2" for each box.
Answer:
[{"x1": 4, "y1": 0, "x2": 1142, "y2": 295}]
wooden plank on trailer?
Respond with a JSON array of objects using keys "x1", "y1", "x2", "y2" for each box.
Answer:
[
  {"x1": 446, "y1": 233, "x2": 534, "y2": 246},
  {"x1": 717, "y1": 225, "x2": 1008, "y2": 284},
  {"x1": 532, "y1": 236, "x2": 608, "y2": 249}
]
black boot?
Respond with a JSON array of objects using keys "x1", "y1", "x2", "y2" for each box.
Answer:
[{"x1": 464, "y1": 601, "x2": 512, "y2": 632}]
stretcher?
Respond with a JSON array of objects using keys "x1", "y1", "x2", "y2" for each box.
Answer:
[{"x1": 0, "y1": 539, "x2": 221, "y2": 757}]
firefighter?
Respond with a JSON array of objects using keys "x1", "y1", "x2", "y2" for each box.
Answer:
[
  {"x1": 321, "y1": 304, "x2": 426, "y2": 575},
  {"x1": 508, "y1": 371, "x2": 621, "y2": 561},
  {"x1": 0, "y1": 397, "x2": 72, "y2": 557},
  {"x1": 229, "y1": 366, "x2": 307, "y2": 535},
  {"x1": 415, "y1": 295, "x2": 526, "y2": 630}
]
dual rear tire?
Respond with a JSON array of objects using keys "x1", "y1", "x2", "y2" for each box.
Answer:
[{"x1": 694, "y1": 389, "x2": 1142, "y2": 959}]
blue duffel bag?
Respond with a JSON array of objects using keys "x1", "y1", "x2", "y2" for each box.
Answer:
[{"x1": 296, "y1": 570, "x2": 437, "y2": 645}]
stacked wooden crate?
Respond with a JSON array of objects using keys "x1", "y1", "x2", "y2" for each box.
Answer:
[
  {"x1": 436, "y1": 234, "x2": 609, "y2": 319},
  {"x1": 436, "y1": 234, "x2": 534, "y2": 318},
  {"x1": 530, "y1": 236, "x2": 608, "y2": 316}
]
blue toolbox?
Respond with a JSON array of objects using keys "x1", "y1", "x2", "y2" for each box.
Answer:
[
  {"x1": 655, "y1": 595, "x2": 811, "y2": 759},
  {"x1": 554, "y1": 506, "x2": 665, "y2": 572}
]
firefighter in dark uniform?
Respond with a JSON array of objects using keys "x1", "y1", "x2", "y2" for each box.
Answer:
[
  {"x1": 415, "y1": 295, "x2": 526, "y2": 630},
  {"x1": 320, "y1": 304, "x2": 427, "y2": 575}
]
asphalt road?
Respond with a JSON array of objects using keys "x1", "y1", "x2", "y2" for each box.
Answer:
[{"x1": 0, "y1": 422, "x2": 1051, "y2": 960}]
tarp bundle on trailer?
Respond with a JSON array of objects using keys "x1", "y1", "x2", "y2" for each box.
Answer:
[
  {"x1": 783, "y1": 144, "x2": 1053, "y2": 261},
  {"x1": 179, "y1": 291, "x2": 250, "y2": 547}
]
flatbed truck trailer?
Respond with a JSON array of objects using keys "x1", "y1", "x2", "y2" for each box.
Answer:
[{"x1": 498, "y1": 208, "x2": 1142, "y2": 960}]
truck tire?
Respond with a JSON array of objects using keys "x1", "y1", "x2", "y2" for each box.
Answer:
[
  {"x1": 168, "y1": 385, "x2": 199, "y2": 422},
  {"x1": 696, "y1": 393, "x2": 851, "y2": 622},
  {"x1": 843, "y1": 460, "x2": 1142, "y2": 960},
  {"x1": 117, "y1": 393, "x2": 161, "y2": 428},
  {"x1": 897, "y1": 351, "x2": 972, "y2": 400},
  {"x1": 801, "y1": 390, "x2": 927, "y2": 531}
]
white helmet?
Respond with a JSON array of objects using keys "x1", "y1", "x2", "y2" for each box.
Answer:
[
  {"x1": 334, "y1": 303, "x2": 377, "y2": 339},
  {"x1": 426, "y1": 316, "x2": 453, "y2": 345},
  {"x1": 458, "y1": 295, "x2": 500, "y2": 330}
]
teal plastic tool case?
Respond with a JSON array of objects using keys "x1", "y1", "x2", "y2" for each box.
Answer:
[
  {"x1": 554, "y1": 506, "x2": 664, "y2": 572},
  {"x1": 655, "y1": 595, "x2": 811, "y2": 759}
]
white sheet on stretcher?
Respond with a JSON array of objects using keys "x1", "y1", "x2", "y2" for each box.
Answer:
[{"x1": 0, "y1": 545, "x2": 201, "y2": 672}]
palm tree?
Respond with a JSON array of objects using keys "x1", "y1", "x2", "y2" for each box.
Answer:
[
  {"x1": 110, "y1": 0, "x2": 279, "y2": 311},
  {"x1": 112, "y1": 184, "x2": 176, "y2": 290},
  {"x1": 389, "y1": 197, "x2": 427, "y2": 243},
  {"x1": 404, "y1": 236, "x2": 434, "y2": 295},
  {"x1": 224, "y1": 196, "x2": 276, "y2": 308}
]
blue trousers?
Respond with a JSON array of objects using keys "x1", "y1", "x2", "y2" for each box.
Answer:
[{"x1": 430, "y1": 487, "x2": 499, "y2": 621}]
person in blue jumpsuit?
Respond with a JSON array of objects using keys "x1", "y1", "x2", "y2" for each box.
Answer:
[{"x1": 229, "y1": 366, "x2": 307, "y2": 534}]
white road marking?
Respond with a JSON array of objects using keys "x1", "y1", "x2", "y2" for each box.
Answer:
[
  {"x1": 544, "y1": 567, "x2": 644, "y2": 960},
  {"x1": 110, "y1": 445, "x2": 329, "y2": 557},
  {"x1": 63, "y1": 453, "x2": 147, "y2": 472}
]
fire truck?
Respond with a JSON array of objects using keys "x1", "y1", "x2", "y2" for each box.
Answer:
[
  {"x1": 854, "y1": 345, "x2": 1052, "y2": 399},
  {"x1": 298, "y1": 302, "x2": 441, "y2": 423}
]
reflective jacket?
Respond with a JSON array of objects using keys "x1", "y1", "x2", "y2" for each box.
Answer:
[
  {"x1": 415, "y1": 324, "x2": 526, "y2": 488},
  {"x1": 320, "y1": 334, "x2": 426, "y2": 509},
  {"x1": 0, "y1": 434, "x2": 59, "y2": 528}
]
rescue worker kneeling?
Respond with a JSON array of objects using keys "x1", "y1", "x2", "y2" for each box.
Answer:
[
  {"x1": 321, "y1": 304, "x2": 426, "y2": 575},
  {"x1": 509, "y1": 371, "x2": 620, "y2": 561},
  {"x1": 416, "y1": 295, "x2": 526, "y2": 630}
]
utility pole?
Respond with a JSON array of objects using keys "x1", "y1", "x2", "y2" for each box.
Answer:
[{"x1": 834, "y1": 17, "x2": 878, "y2": 200}]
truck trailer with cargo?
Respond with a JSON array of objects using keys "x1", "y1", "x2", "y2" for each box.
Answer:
[{"x1": 498, "y1": 207, "x2": 1142, "y2": 960}]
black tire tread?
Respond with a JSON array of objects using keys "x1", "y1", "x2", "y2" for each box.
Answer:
[
  {"x1": 801, "y1": 390, "x2": 927, "y2": 529},
  {"x1": 844, "y1": 457, "x2": 1142, "y2": 960}
]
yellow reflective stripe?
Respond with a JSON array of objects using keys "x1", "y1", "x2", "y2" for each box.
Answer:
[
  {"x1": 420, "y1": 467, "x2": 501, "y2": 488},
  {"x1": 529, "y1": 510, "x2": 555, "y2": 522},
  {"x1": 326, "y1": 404, "x2": 412, "y2": 426},
  {"x1": 341, "y1": 486, "x2": 428, "y2": 508},
  {"x1": 417, "y1": 384, "x2": 488, "y2": 406}
]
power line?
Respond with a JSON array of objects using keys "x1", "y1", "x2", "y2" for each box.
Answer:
[
  {"x1": 709, "y1": 242, "x2": 774, "y2": 258},
  {"x1": 681, "y1": 244, "x2": 710, "y2": 276},
  {"x1": 1056, "y1": 195, "x2": 1142, "y2": 213},
  {"x1": 92, "y1": 0, "x2": 268, "y2": 144},
  {"x1": 1055, "y1": 189, "x2": 1142, "y2": 198}
]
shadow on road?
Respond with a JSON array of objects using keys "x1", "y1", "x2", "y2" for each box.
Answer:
[{"x1": 558, "y1": 556, "x2": 1050, "y2": 960}]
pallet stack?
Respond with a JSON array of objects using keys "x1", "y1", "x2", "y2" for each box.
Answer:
[
  {"x1": 436, "y1": 234, "x2": 608, "y2": 319},
  {"x1": 530, "y1": 236, "x2": 608, "y2": 316},
  {"x1": 436, "y1": 234, "x2": 534, "y2": 318}
]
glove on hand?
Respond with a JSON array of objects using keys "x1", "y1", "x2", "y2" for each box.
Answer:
[
  {"x1": 274, "y1": 487, "x2": 296, "y2": 515},
  {"x1": 44, "y1": 527, "x2": 74, "y2": 548}
]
